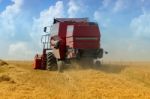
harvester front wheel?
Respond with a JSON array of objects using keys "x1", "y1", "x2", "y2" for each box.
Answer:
[{"x1": 47, "y1": 52, "x2": 57, "y2": 70}]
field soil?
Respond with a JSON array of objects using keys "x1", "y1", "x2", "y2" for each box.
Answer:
[{"x1": 0, "y1": 60, "x2": 150, "y2": 99}]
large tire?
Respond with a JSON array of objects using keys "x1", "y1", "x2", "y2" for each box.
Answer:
[
  {"x1": 57, "y1": 60, "x2": 64, "y2": 72},
  {"x1": 47, "y1": 52, "x2": 57, "y2": 70}
]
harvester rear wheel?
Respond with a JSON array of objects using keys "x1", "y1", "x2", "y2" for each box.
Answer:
[
  {"x1": 47, "y1": 52, "x2": 57, "y2": 70},
  {"x1": 96, "y1": 61, "x2": 101, "y2": 66},
  {"x1": 93, "y1": 60, "x2": 101, "y2": 67}
]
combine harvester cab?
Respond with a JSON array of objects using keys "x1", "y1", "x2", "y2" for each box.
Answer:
[{"x1": 33, "y1": 18, "x2": 107, "y2": 72}]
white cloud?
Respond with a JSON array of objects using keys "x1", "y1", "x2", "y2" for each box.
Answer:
[
  {"x1": 30, "y1": 1, "x2": 64, "y2": 48},
  {"x1": 112, "y1": 11, "x2": 150, "y2": 61},
  {"x1": 94, "y1": 11, "x2": 101, "y2": 21},
  {"x1": 102, "y1": 0, "x2": 111, "y2": 8},
  {"x1": 68, "y1": 0, "x2": 80, "y2": 17},
  {"x1": 113, "y1": 0, "x2": 126, "y2": 13},
  {"x1": 8, "y1": 42, "x2": 34, "y2": 60},
  {"x1": 94, "y1": 10, "x2": 110, "y2": 28},
  {"x1": 130, "y1": 12, "x2": 150, "y2": 38},
  {"x1": 0, "y1": 0, "x2": 23, "y2": 36},
  {"x1": 101, "y1": 0, "x2": 128, "y2": 13},
  {"x1": 0, "y1": 0, "x2": 34, "y2": 60}
]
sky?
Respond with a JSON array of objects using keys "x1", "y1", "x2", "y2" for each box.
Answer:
[{"x1": 0, "y1": 0, "x2": 150, "y2": 61}]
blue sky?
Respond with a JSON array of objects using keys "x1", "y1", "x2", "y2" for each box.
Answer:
[{"x1": 0, "y1": 0, "x2": 150, "y2": 61}]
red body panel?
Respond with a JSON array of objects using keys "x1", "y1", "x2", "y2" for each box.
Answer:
[
  {"x1": 66, "y1": 25, "x2": 100, "y2": 49},
  {"x1": 50, "y1": 21, "x2": 101, "y2": 59},
  {"x1": 66, "y1": 37, "x2": 100, "y2": 49},
  {"x1": 33, "y1": 54, "x2": 42, "y2": 69},
  {"x1": 33, "y1": 50, "x2": 47, "y2": 69},
  {"x1": 72, "y1": 25, "x2": 100, "y2": 37}
]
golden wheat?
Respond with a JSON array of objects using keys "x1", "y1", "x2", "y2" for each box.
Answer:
[{"x1": 0, "y1": 61, "x2": 150, "y2": 99}]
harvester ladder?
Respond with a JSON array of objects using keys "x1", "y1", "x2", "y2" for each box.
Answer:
[{"x1": 41, "y1": 34, "x2": 51, "y2": 49}]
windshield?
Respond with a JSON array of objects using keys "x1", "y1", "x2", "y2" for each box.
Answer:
[{"x1": 50, "y1": 23, "x2": 59, "y2": 36}]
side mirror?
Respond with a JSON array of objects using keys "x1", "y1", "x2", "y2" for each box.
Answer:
[
  {"x1": 44, "y1": 27, "x2": 47, "y2": 32},
  {"x1": 105, "y1": 51, "x2": 108, "y2": 54},
  {"x1": 44, "y1": 26, "x2": 51, "y2": 33}
]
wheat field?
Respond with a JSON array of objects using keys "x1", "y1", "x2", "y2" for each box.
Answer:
[{"x1": 0, "y1": 60, "x2": 150, "y2": 99}]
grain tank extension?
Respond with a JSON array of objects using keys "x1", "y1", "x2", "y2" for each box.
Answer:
[{"x1": 33, "y1": 18, "x2": 106, "y2": 72}]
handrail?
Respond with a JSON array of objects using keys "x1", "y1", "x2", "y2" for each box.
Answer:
[{"x1": 41, "y1": 34, "x2": 51, "y2": 49}]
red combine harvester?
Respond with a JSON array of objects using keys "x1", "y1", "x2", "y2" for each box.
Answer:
[{"x1": 33, "y1": 18, "x2": 106, "y2": 72}]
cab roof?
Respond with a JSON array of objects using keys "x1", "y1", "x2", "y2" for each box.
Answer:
[{"x1": 53, "y1": 18, "x2": 88, "y2": 24}]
